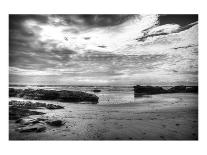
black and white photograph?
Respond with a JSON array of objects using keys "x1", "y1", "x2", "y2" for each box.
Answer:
[{"x1": 9, "y1": 14, "x2": 198, "y2": 140}]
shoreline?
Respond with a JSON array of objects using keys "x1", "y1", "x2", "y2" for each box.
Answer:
[{"x1": 9, "y1": 93, "x2": 198, "y2": 140}]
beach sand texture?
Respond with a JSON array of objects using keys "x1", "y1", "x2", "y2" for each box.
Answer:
[{"x1": 9, "y1": 93, "x2": 198, "y2": 140}]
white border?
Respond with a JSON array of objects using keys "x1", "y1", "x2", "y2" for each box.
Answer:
[{"x1": 1, "y1": 0, "x2": 206, "y2": 155}]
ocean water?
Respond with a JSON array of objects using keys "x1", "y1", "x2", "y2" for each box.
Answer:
[{"x1": 9, "y1": 85, "x2": 174, "y2": 105}]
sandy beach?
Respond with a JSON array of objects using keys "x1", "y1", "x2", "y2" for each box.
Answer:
[
  {"x1": 9, "y1": 93, "x2": 198, "y2": 140},
  {"x1": 8, "y1": 14, "x2": 199, "y2": 141}
]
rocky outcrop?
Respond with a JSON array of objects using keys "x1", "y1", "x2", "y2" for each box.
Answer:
[
  {"x1": 58, "y1": 90, "x2": 98, "y2": 103},
  {"x1": 167, "y1": 86, "x2": 198, "y2": 93},
  {"x1": 9, "y1": 100, "x2": 64, "y2": 110},
  {"x1": 46, "y1": 120, "x2": 65, "y2": 127},
  {"x1": 10, "y1": 100, "x2": 46, "y2": 109},
  {"x1": 134, "y1": 85, "x2": 198, "y2": 96},
  {"x1": 46, "y1": 104, "x2": 64, "y2": 109},
  {"x1": 134, "y1": 85, "x2": 166, "y2": 95},
  {"x1": 9, "y1": 106, "x2": 45, "y2": 120},
  {"x1": 15, "y1": 117, "x2": 47, "y2": 125},
  {"x1": 9, "y1": 100, "x2": 64, "y2": 120},
  {"x1": 9, "y1": 88, "x2": 99, "y2": 104},
  {"x1": 93, "y1": 89, "x2": 101, "y2": 93},
  {"x1": 15, "y1": 118, "x2": 65, "y2": 133},
  {"x1": 15, "y1": 117, "x2": 65, "y2": 132},
  {"x1": 9, "y1": 100, "x2": 66, "y2": 133},
  {"x1": 16, "y1": 123, "x2": 46, "y2": 133}
]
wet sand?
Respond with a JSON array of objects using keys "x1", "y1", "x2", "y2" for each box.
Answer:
[{"x1": 9, "y1": 93, "x2": 198, "y2": 140}]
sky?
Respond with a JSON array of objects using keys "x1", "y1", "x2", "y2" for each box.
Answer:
[{"x1": 9, "y1": 14, "x2": 198, "y2": 86}]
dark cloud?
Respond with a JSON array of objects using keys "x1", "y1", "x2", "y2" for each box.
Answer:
[
  {"x1": 172, "y1": 70, "x2": 178, "y2": 73},
  {"x1": 97, "y1": 45, "x2": 107, "y2": 48},
  {"x1": 84, "y1": 37, "x2": 91, "y2": 40},
  {"x1": 159, "y1": 14, "x2": 198, "y2": 27},
  {"x1": 56, "y1": 15, "x2": 135, "y2": 27},
  {"x1": 9, "y1": 15, "x2": 46, "y2": 60},
  {"x1": 9, "y1": 15, "x2": 48, "y2": 39},
  {"x1": 9, "y1": 14, "x2": 48, "y2": 30},
  {"x1": 9, "y1": 15, "x2": 77, "y2": 70},
  {"x1": 9, "y1": 51, "x2": 58, "y2": 70},
  {"x1": 173, "y1": 44, "x2": 197, "y2": 50},
  {"x1": 10, "y1": 40, "x2": 77, "y2": 70},
  {"x1": 79, "y1": 15, "x2": 134, "y2": 27},
  {"x1": 174, "y1": 21, "x2": 197, "y2": 33}
]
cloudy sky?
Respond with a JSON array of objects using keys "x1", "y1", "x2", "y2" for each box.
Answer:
[{"x1": 9, "y1": 14, "x2": 198, "y2": 86}]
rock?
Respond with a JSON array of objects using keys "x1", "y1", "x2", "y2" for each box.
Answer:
[
  {"x1": 134, "y1": 85, "x2": 166, "y2": 95},
  {"x1": 93, "y1": 89, "x2": 101, "y2": 93},
  {"x1": 9, "y1": 106, "x2": 45, "y2": 120},
  {"x1": 10, "y1": 100, "x2": 63, "y2": 110},
  {"x1": 17, "y1": 123, "x2": 46, "y2": 133},
  {"x1": 58, "y1": 90, "x2": 98, "y2": 103},
  {"x1": 46, "y1": 120, "x2": 65, "y2": 127},
  {"x1": 9, "y1": 88, "x2": 99, "y2": 103},
  {"x1": 9, "y1": 100, "x2": 65, "y2": 120},
  {"x1": 167, "y1": 86, "x2": 198, "y2": 93},
  {"x1": 186, "y1": 86, "x2": 198, "y2": 93},
  {"x1": 36, "y1": 126, "x2": 46, "y2": 132},
  {"x1": 22, "y1": 89, "x2": 59, "y2": 100},
  {"x1": 46, "y1": 104, "x2": 64, "y2": 109},
  {"x1": 133, "y1": 85, "x2": 198, "y2": 96},
  {"x1": 9, "y1": 88, "x2": 22, "y2": 97},
  {"x1": 15, "y1": 118, "x2": 39, "y2": 125},
  {"x1": 15, "y1": 117, "x2": 47, "y2": 125},
  {"x1": 9, "y1": 100, "x2": 46, "y2": 109},
  {"x1": 167, "y1": 85, "x2": 187, "y2": 93}
]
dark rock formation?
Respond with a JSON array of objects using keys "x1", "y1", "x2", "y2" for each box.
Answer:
[
  {"x1": 93, "y1": 89, "x2": 101, "y2": 93},
  {"x1": 46, "y1": 120, "x2": 65, "y2": 127},
  {"x1": 9, "y1": 100, "x2": 46, "y2": 109},
  {"x1": 134, "y1": 85, "x2": 166, "y2": 96},
  {"x1": 167, "y1": 86, "x2": 198, "y2": 93},
  {"x1": 186, "y1": 86, "x2": 198, "y2": 93},
  {"x1": 134, "y1": 85, "x2": 198, "y2": 96},
  {"x1": 9, "y1": 100, "x2": 64, "y2": 110},
  {"x1": 46, "y1": 104, "x2": 64, "y2": 109},
  {"x1": 58, "y1": 90, "x2": 98, "y2": 103},
  {"x1": 17, "y1": 123, "x2": 46, "y2": 133},
  {"x1": 9, "y1": 100, "x2": 64, "y2": 120},
  {"x1": 14, "y1": 117, "x2": 65, "y2": 133},
  {"x1": 9, "y1": 88, "x2": 99, "y2": 104},
  {"x1": 167, "y1": 85, "x2": 187, "y2": 93},
  {"x1": 9, "y1": 100, "x2": 67, "y2": 133},
  {"x1": 15, "y1": 117, "x2": 47, "y2": 125},
  {"x1": 9, "y1": 106, "x2": 45, "y2": 120}
]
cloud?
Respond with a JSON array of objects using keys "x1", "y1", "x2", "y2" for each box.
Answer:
[
  {"x1": 136, "y1": 21, "x2": 197, "y2": 42},
  {"x1": 53, "y1": 15, "x2": 135, "y2": 27},
  {"x1": 84, "y1": 37, "x2": 91, "y2": 40},
  {"x1": 9, "y1": 14, "x2": 198, "y2": 85},
  {"x1": 158, "y1": 14, "x2": 198, "y2": 26},
  {"x1": 97, "y1": 45, "x2": 107, "y2": 48}
]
